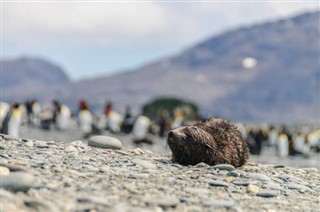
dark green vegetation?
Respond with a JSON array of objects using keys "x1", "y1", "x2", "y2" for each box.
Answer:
[{"x1": 142, "y1": 96, "x2": 199, "y2": 120}]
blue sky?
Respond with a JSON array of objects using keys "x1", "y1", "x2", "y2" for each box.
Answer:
[{"x1": 2, "y1": 1, "x2": 319, "y2": 81}]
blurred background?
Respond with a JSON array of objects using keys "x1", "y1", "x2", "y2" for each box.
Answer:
[{"x1": 1, "y1": 1, "x2": 319, "y2": 168}]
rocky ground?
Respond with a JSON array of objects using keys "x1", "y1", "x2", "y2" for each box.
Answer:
[{"x1": 1, "y1": 132, "x2": 320, "y2": 212}]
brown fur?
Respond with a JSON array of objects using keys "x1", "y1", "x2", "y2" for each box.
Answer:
[{"x1": 167, "y1": 118, "x2": 249, "y2": 167}]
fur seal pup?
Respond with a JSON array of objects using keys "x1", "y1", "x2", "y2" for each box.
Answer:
[{"x1": 167, "y1": 118, "x2": 249, "y2": 167}]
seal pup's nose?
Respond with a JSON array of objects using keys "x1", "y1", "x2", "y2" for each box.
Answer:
[{"x1": 168, "y1": 131, "x2": 174, "y2": 138}]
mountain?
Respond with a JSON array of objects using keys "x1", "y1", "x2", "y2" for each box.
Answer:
[
  {"x1": 2, "y1": 11, "x2": 319, "y2": 123},
  {"x1": 1, "y1": 57, "x2": 70, "y2": 102},
  {"x1": 64, "y1": 11, "x2": 319, "y2": 123}
]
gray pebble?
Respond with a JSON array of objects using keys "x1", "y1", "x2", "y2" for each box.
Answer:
[
  {"x1": 249, "y1": 173, "x2": 271, "y2": 182},
  {"x1": 88, "y1": 136, "x2": 122, "y2": 150},
  {"x1": 263, "y1": 183, "x2": 283, "y2": 191},
  {"x1": 25, "y1": 141, "x2": 34, "y2": 147},
  {"x1": 132, "y1": 159, "x2": 156, "y2": 169},
  {"x1": 232, "y1": 180, "x2": 252, "y2": 186},
  {"x1": 184, "y1": 187, "x2": 210, "y2": 195},
  {"x1": 212, "y1": 164, "x2": 235, "y2": 171},
  {"x1": 144, "y1": 196, "x2": 180, "y2": 208},
  {"x1": 256, "y1": 190, "x2": 278, "y2": 198},
  {"x1": 227, "y1": 170, "x2": 239, "y2": 177},
  {"x1": 202, "y1": 200, "x2": 235, "y2": 208},
  {"x1": 24, "y1": 200, "x2": 60, "y2": 212},
  {"x1": 0, "y1": 166, "x2": 10, "y2": 175},
  {"x1": 65, "y1": 145, "x2": 78, "y2": 152},
  {"x1": 284, "y1": 183, "x2": 312, "y2": 192},
  {"x1": 0, "y1": 172, "x2": 35, "y2": 192},
  {"x1": 209, "y1": 180, "x2": 229, "y2": 187},
  {"x1": 195, "y1": 162, "x2": 210, "y2": 168},
  {"x1": 34, "y1": 141, "x2": 49, "y2": 148}
]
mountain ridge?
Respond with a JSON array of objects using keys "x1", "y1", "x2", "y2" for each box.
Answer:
[{"x1": 2, "y1": 11, "x2": 319, "y2": 123}]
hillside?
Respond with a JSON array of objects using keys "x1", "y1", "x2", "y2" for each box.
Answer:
[
  {"x1": 65, "y1": 11, "x2": 320, "y2": 123},
  {"x1": 1, "y1": 57, "x2": 70, "y2": 102},
  {"x1": 1, "y1": 11, "x2": 319, "y2": 123}
]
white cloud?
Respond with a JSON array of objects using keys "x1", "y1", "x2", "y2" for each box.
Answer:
[
  {"x1": 3, "y1": 2, "x2": 172, "y2": 47},
  {"x1": 2, "y1": 1, "x2": 319, "y2": 79},
  {"x1": 3, "y1": 1, "x2": 319, "y2": 48}
]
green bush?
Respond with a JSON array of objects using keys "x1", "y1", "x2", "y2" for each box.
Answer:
[{"x1": 142, "y1": 96, "x2": 199, "y2": 120}]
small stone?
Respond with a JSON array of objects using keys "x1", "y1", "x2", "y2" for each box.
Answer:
[
  {"x1": 70, "y1": 140, "x2": 85, "y2": 146},
  {"x1": 0, "y1": 166, "x2": 10, "y2": 175},
  {"x1": 144, "y1": 196, "x2": 180, "y2": 208},
  {"x1": 88, "y1": 136, "x2": 122, "y2": 150},
  {"x1": 302, "y1": 168, "x2": 318, "y2": 173},
  {"x1": 247, "y1": 184, "x2": 260, "y2": 194},
  {"x1": 195, "y1": 162, "x2": 210, "y2": 168},
  {"x1": 129, "y1": 173, "x2": 149, "y2": 179},
  {"x1": 77, "y1": 196, "x2": 111, "y2": 207},
  {"x1": 227, "y1": 171, "x2": 239, "y2": 177},
  {"x1": 132, "y1": 159, "x2": 156, "y2": 169},
  {"x1": 245, "y1": 162, "x2": 257, "y2": 166},
  {"x1": 34, "y1": 141, "x2": 49, "y2": 148},
  {"x1": 209, "y1": 180, "x2": 229, "y2": 187},
  {"x1": 25, "y1": 141, "x2": 34, "y2": 147},
  {"x1": 24, "y1": 200, "x2": 60, "y2": 212},
  {"x1": 132, "y1": 148, "x2": 144, "y2": 155},
  {"x1": 226, "y1": 176, "x2": 235, "y2": 183},
  {"x1": 263, "y1": 183, "x2": 283, "y2": 191},
  {"x1": 184, "y1": 187, "x2": 210, "y2": 195},
  {"x1": 285, "y1": 183, "x2": 312, "y2": 192},
  {"x1": 65, "y1": 145, "x2": 78, "y2": 152},
  {"x1": 0, "y1": 172, "x2": 35, "y2": 192},
  {"x1": 99, "y1": 165, "x2": 111, "y2": 173},
  {"x1": 249, "y1": 173, "x2": 271, "y2": 182},
  {"x1": 212, "y1": 164, "x2": 235, "y2": 171},
  {"x1": 273, "y1": 165, "x2": 285, "y2": 168},
  {"x1": 232, "y1": 180, "x2": 251, "y2": 186},
  {"x1": 83, "y1": 165, "x2": 99, "y2": 172},
  {"x1": 203, "y1": 200, "x2": 235, "y2": 208},
  {"x1": 256, "y1": 190, "x2": 278, "y2": 198}
]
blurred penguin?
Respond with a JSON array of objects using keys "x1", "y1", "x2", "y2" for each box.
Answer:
[
  {"x1": 1, "y1": 103, "x2": 22, "y2": 138},
  {"x1": 31, "y1": 99, "x2": 42, "y2": 126},
  {"x1": 171, "y1": 108, "x2": 186, "y2": 129},
  {"x1": 52, "y1": 100, "x2": 72, "y2": 130},
  {"x1": 268, "y1": 126, "x2": 278, "y2": 147},
  {"x1": 100, "y1": 102, "x2": 123, "y2": 133},
  {"x1": 307, "y1": 130, "x2": 320, "y2": 151},
  {"x1": 277, "y1": 129, "x2": 289, "y2": 157},
  {"x1": 0, "y1": 102, "x2": 10, "y2": 129},
  {"x1": 293, "y1": 131, "x2": 310, "y2": 157},
  {"x1": 132, "y1": 115, "x2": 153, "y2": 145},
  {"x1": 121, "y1": 105, "x2": 135, "y2": 134},
  {"x1": 77, "y1": 100, "x2": 93, "y2": 138}
]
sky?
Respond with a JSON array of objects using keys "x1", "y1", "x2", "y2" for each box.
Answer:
[{"x1": 1, "y1": 1, "x2": 319, "y2": 81}]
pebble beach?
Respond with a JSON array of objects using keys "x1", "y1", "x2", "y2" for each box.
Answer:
[{"x1": 1, "y1": 129, "x2": 320, "y2": 211}]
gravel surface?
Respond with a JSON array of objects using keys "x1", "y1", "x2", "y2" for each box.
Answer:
[{"x1": 1, "y1": 132, "x2": 320, "y2": 211}]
